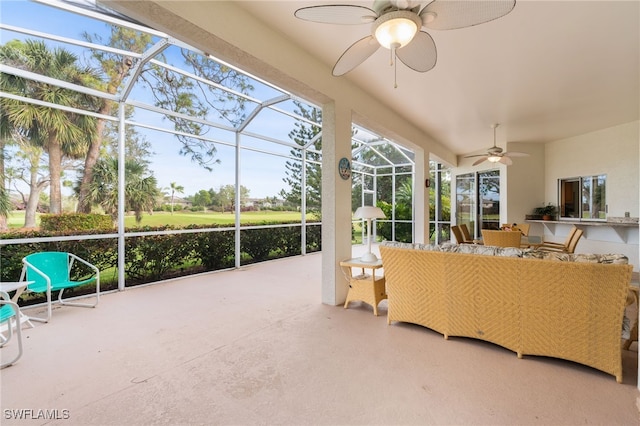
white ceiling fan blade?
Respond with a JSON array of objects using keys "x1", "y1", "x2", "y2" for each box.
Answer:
[
  {"x1": 420, "y1": 0, "x2": 516, "y2": 31},
  {"x1": 332, "y1": 36, "x2": 380, "y2": 76},
  {"x1": 472, "y1": 157, "x2": 488, "y2": 166},
  {"x1": 295, "y1": 5, "x2": 377, "y2": 25},
  {"x1": 396, "y1": 31, "x2": 437, "y2": 72},
  {"x1": 498, "y1": 156, "x2": 513, "y2": 165},
  {"x1": 504, "y1": 151, "x2": 529, "y2": 158}
]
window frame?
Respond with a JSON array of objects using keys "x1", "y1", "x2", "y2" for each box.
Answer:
[{"x1": 558, "y1": 174, "x2": 607, "y2": 222}]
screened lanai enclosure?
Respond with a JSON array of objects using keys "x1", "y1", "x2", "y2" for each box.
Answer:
[{"x1": 0, "y1": 0, "x2": 450, "y2": 297}]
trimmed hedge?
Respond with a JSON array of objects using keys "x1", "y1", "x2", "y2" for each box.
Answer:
[
  {"x1": 0, "y1": 229, "x2": 117, "y2": 286},
  {"x1": 40, "y1": 213, "x2": 113, "y2": 232},
  {"x1": 0, "y1": 221, "x2": 322, "y2": 295}
]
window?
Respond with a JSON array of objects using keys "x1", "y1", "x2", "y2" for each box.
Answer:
[{"x1": 559, "y1": 175, "x2": 606, "y2": 221}]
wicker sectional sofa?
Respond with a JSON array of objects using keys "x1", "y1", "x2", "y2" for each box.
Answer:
[{"x1": 379, "y1": 241, "x2": 633, "y2": 382}]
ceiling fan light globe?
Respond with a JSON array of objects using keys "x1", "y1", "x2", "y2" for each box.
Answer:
[
  {"x1": 487, "y1": 155, "x2": 502, "y2": 163},
  {"x1": 373, "y1": 10, "x2": 421, "y2": 49}
]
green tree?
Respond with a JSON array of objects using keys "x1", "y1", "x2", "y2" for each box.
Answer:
[
  {"x1": 0, "y1": 39, "x2": 99, "y2": 214},
  {"x1": 102, "y1": 105, "x2": 154, "y2": 167},
  {"x1": 141, "y1": 49, "x2": 255, "y2": 171},
  {"x1": 0, "y1": 187, "x2": 10, "y2": 229},
  {"x1": 76, "y1": 26, "x2": 153, "y2": 213},
  {"x1": 217, "y1": 184, "x2": 250, "y2": 213},
  {"x1": 396, "y1": 179, "x2": 413, "y2": 205},
  {"x1": 192, "y1": 189, "x2": 212, "y2": 209},
  {"x1": 0, "y1": 98, "x2": 11, "y2": 231},
  {"x1": 76, "y1": 25, "x2": 256, "y2": 212},
  {"x1": 279, "y1": 101, "x2": 322, "y2": 214},
  {"x1": 6, "y1": 138, "x2": 49, "y2": 227}
]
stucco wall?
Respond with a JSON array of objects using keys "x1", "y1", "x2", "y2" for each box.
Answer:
[
  {"x1": 541, "y1": 120, "x2": 639, "y2": 270},
  {"x1": 545, "y1": 121, "x2": 639, "y2": 217}
]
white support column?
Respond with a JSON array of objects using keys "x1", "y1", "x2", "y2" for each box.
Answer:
[
  {"x1": 413, "y1": 148, "x2": 428, "y2": 244},
  {"x1": 117, "y1": 102, "x2": 126, "y2": 291},
  {"x1": 235, "y1": 132, "x2": 241, "y2": 269},
  {"x1": 321, "y1": 101, "x2": 353, "y2": 306}
]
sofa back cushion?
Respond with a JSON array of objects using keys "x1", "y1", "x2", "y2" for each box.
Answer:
[{"x1": 523, "y1": 250, "x2": 629, "y2": 264}]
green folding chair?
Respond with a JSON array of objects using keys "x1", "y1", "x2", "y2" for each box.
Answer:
[
  {"x1": 0, "y1": 291, "x2": 23, "y2": 368},
  {"x1": 20, "y1": 252, "x2": 100, "y2": 323}
]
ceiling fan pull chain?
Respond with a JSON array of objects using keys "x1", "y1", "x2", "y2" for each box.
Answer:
[
  {"x1": 394, "y1": 53, "x2": 398, "y2": 89},
  {"x1": 391, "y1": 42, "x2": 399, "y2": 88}
]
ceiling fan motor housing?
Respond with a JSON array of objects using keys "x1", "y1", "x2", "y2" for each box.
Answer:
[{"x1": 372, "y1": 0, "x2": 421, "y2": 15}]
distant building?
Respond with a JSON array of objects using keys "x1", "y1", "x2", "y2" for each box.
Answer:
[
  {"x1": 245, "y1": 198, "x2": 284, "y2": 209},
  {"x1": 164, "y1": 196, "x2": 192, "y2": 209}
]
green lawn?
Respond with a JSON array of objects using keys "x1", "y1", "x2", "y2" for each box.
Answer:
[
  {"x1": 6, "y1": 210, "x2": 316, "y2": 229},
  {"x1": 124, "y1": 210, "x2": 314, "y2": 227}
]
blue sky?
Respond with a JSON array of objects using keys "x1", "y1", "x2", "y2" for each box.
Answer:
[{"x1": 1, "y1": 0, "x2": 313, "y2": 200}]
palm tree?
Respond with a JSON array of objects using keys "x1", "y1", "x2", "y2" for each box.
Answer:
[
  {"x1": 0, "y1": 40, "x2": 99, "y2": 214},
  {"x1": 396, "y1": 179, "x2": 413, "y2": 205},
  {"x1": 0, "y1": 187, "x2": 10, "y2": 231},
  {"x1": 84, "y1": 157, "x2": 159, "y2": 225},
  {"x1": 0, "y1": 117, "x2": 10, "y2": 231},
  {"x1": 168, "y1": 182, "x2": 184, "y2": 215}
]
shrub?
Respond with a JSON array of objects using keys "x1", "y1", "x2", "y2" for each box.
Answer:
[
  {"x1": 1, "y1": 221, "x2": 321, "y2": 287},
  {"x1": 124, "y1": 230, "x2": 196, "y2": 283},
  {"x1": 192, "y1": 228, "x2": 235, "y2": 270},
  {"x1": 240, "y1": 227, "x2": 280, "y2": 262},
  {"x1": 40, "y1": 213, "x2": 113, "y2": 232}
]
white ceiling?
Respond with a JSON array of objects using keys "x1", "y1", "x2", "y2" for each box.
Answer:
[{"x1": 232, "y1": 0, "x2": 639, "y2": 156}]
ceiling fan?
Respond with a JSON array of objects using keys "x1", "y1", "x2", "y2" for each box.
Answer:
[
  {"x1": 294, "y1": 0, "x2": 516, "y2": 85},
  {"x1": 464, "y1": 123, "x2": 528, "y2": 166}
]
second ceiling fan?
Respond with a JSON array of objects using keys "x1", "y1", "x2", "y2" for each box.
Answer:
[
  {"x1": 464, "y1": 124, "x2": 529, "y2": 166},
  {"x1": 294, "y1": 0, "x2": 516, "y2": 83}
]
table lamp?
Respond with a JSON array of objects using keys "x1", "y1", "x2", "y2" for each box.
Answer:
[{"x1": 354, "y1": 206, "x2": 386, "y2": 262}]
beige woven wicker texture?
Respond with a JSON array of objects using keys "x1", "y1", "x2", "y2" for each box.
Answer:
[
  {"x1": 481, "y1": 230, "x2": 522, "y2": 247},
  {"x1": 379, "y1": 245, "x2": 632, "y2": 383}
]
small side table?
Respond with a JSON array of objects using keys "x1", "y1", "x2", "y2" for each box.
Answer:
[
  {"x1": 0, "y1": 281, "x2": 35, "y2": 330},
  {"x1": 340, "y1": 258, "x2": 386, "y2": 316}
]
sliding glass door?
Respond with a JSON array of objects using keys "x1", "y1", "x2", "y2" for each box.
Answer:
[
  {"x1": 456, "y1": 173, "x2": 476, "y2": 238},
  {"x1": 479, "y1": 170, "x2": 500, "y2": 230},
  {"x1": 456, "y1": 170, "x2": 500, "y2": 239}
]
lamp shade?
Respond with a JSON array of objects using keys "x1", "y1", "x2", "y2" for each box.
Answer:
[{"x1": 354, "y1": 206, "x2": 386, "y2": 220}]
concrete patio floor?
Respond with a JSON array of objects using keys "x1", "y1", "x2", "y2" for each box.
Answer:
[{"x1": 1, "y1": 246, "x2": 639, "y2": 425}]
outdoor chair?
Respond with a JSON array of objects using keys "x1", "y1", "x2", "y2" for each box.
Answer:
[
  {"x1": 451, "y1": 225, "x2": 473, "y2": 244},
  {"x1": 515, "y1": 223, "x2": 530, "y2": 236},
  {"x1": 537, "y1": 226, "x2": 583, "y2": 253},
  {"x1": 20, "y1": 252, "x2": 100, "y2": 323},
  {"x1": 0, "y1": 291, "x2": 23, "y2": 368},
  {"x1": 481, "y1": 230, "x2": 522, "y2": 248},
  {"x1": 460, "y1": 224, "x2": 474, "y2": 242}
]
